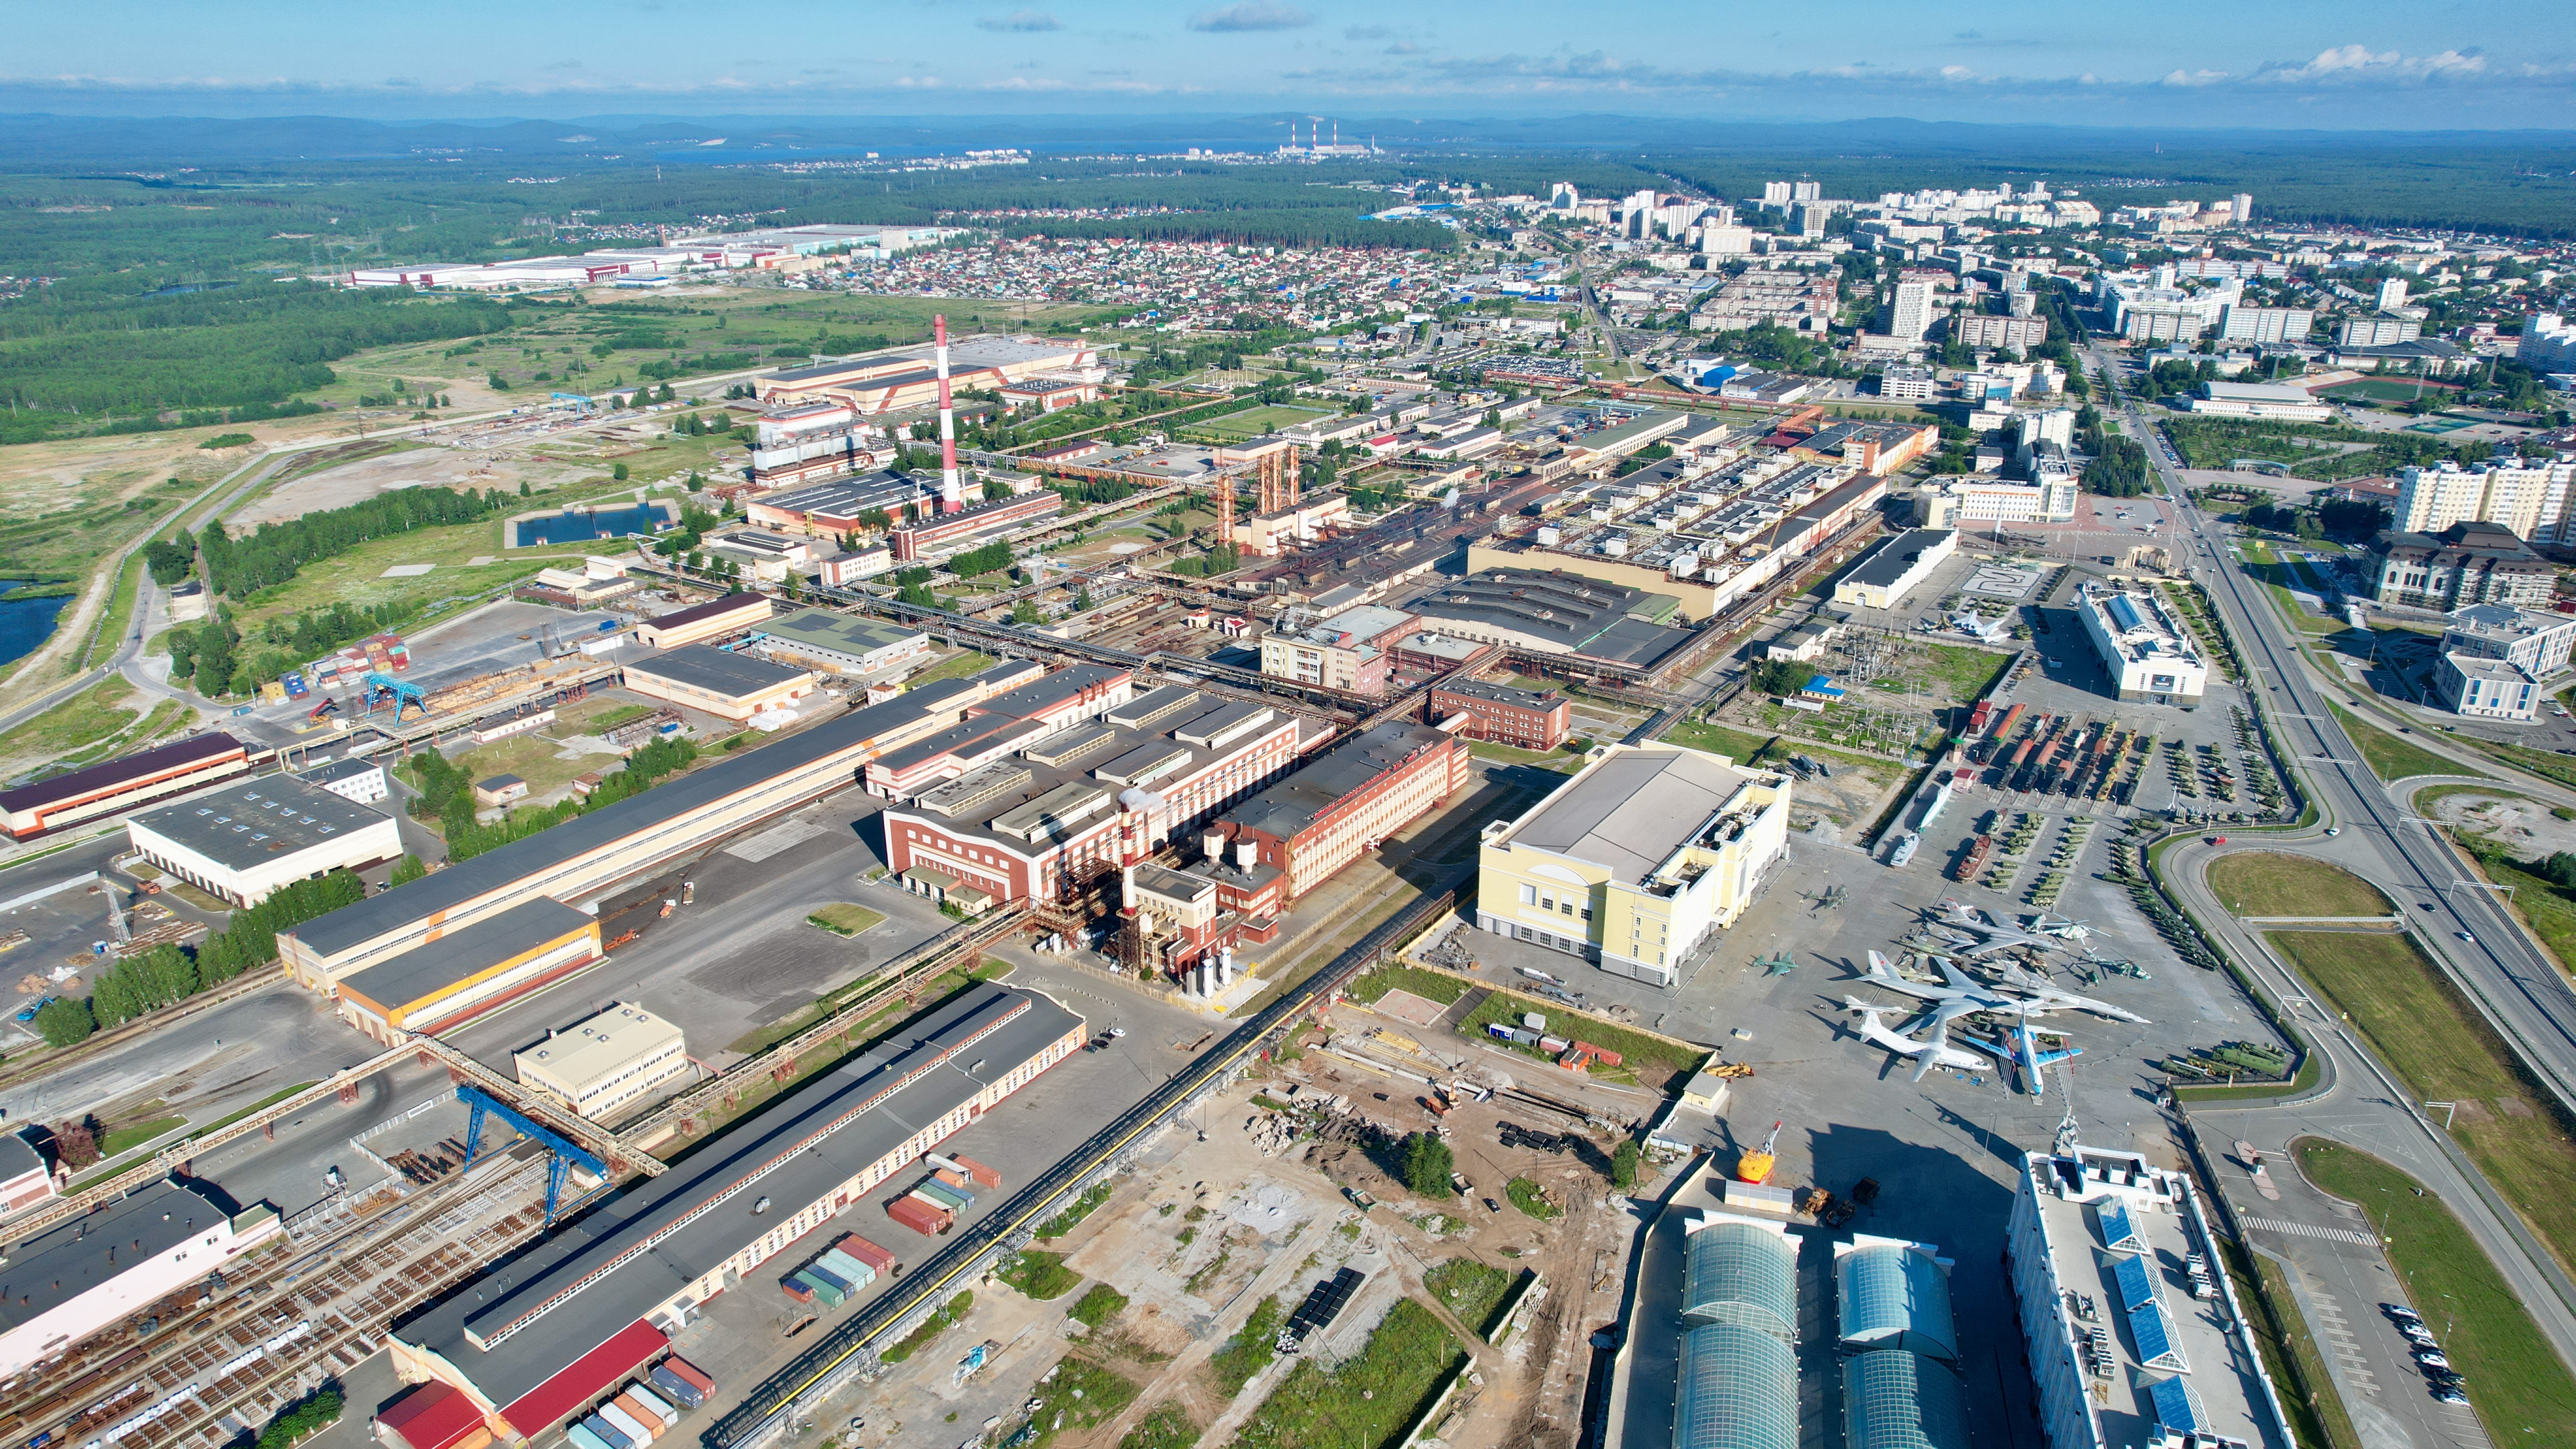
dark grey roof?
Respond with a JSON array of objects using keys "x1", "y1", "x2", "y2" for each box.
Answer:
[
  {"x1": 0, "y1": 1179, "x2": 232, "y2": 1333},
  {"x1": 1223, "y1": 721, "x2": 1456, "y2": 843},
  {"x1": 282, "y1": 680, "x2": 984, "y2": 962},
  {"x1": 296, "y1": 757, "x2": 386, "y2": 787},
  {"x1": 626, "y1": 645, "x2": 813, "y2": 700},
  {"x1": 335, "y1": 899, "x2": 597, "y2": 1014},
  {"x1": 755, "y1": 472, "x2": 922, "y2": 517},
  {"x1": 1433, "y1": 679, "x2": 1562, "y2": 711},
  {"x1": 0, "y1": 1127, "x2": 46, "y2": 1184},
  {"x1": 973, "y1": 665, "x2": 1126, "y2": 721},
  {"x1": 0, "y1": 733, "x2": 244, "y2": 815},
  {"x1": 1842, "y1": 529, "x2": 1956, "y2": 589},
  {"x1": 1407, "y1": 570, "x2": 1693, "y2": 668},
  {"x1": 397, "y1": 983, "x2": 1082, "y2": 1408},
  {"x1": 128, "y1": 776, "x2": 389, "y2": 870}
]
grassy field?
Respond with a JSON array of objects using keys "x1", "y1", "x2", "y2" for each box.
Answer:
[
  {"x1": 1346, "y1": 963, "x2": 1472, "y2": 1007},
  {"x1": 0, "y1": 677, "x2": 187, "y2": 780},
  {"x1": 2327, "y1": 703, "x2": 2478, "y2": 785},
  {"x1": 1208, "y1": 1295, "x2": 1285, "y2": 1396},
  {"x1": 451, "y1": 730, "x2": 592, "y2": 800},
  {"x1": 1118, "y1": 1403, "x2": 1202, "y2": 1449},
  {"x1": 1457, "y1": 988, "x2": 1706, "y2": 1090},
  {"x1": 2449, "y1": 833, "x2": 2576, "y2": 983},
  {"x1": 995, "y1": 1248, "x2": 1083, "y2": 1300},
  {"x1": 2207, "y1": 852, "x2": 2394, "y2": 918},
  {"x1": 1186, "y1": 403, "x2": 1336, "y2": 441},
  {"x1": 1915, "y1": 643, "x2": 2013, "y2": 702},
  {"x1": 1659, "y1": 719, "x2": 1779, "y2": 764},
  {"x1": 1423, "y1": 1259, "x2": 1519, "y2": 1340},
  {"x1": 2452, "y1": 733, "x2": 2576, "y2": 793},
  {"x1": 99, "y1": 1114, "x2": 186, "y2": 1156},
  {"x1": 1235, "y1": 1298, "x2": 1464, "y2": 1449},
  {"x1": 1506, "y1": 1177, "x2": 1561, "y2": 1221},
  {"x1": 906, "y1": 649, "x2": 999, "y2": 687},
  {"x1": 2296, "y1": 1139, "x2": 2576, "y2": 1444},
  {"x1": 1069, "y1": 1284, "x2": 1129, "y2": 1329},
  {"x1": 2267, "y1": 931, "x2": 2576, "y2": 1280},
  {"x1": 805, "y1": 902, "x2": 887, "y2": 937},
  {"x1": 1023, "y1": 1356, "x2": 1142, "y2": 1448},
  {"x1": 227, "y1": 515, "x2": 560, "y2": 638}
]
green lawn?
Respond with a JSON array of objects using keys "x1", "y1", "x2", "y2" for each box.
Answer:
[
  {"x1": 1346, "y1": 963, "x2": 1473, "y2": 1007},
  {"x1": 1023, "y1": 1356, "x2": 1141, "y2": 1447},
  {"x1": 1659, "y1": 720, "x2": 1779, "y2": 764},
  {"x1": 2297, "y1": 1139, "x2": 2576, "y2": 1444},
  {"x1": 1457, "y1": 988, "x2": 1705, "y2": 1090},
  {"x1": 1119, "y1": 1403, "x2": 1203, "y2": 1449},
  {"x1": 1918, "y1": 643, "x2": 2012, "y2": 702},
  {"x1": 2448, "y1": 834, "x2": 2576, "y2": 984},
  {"x1": 1235, "y1": 1299, "x2": 1465, "y2": 1449},
  {"x1": 1070, "y1": 1283, "x2": 1130, "y2": 1329},
  {"x1": 2267, "y1": 931, "x2": 2576, "y2": 1281},
  {"x1": 1209, "y1": 1295, "x2": 1286, "y2": 1396},
  {"x1": 1505, "y1": 1177, "x2": 1562, "y2": 1221},
  {"x1": 189, "y1": 1082, "x2": 321, "y2": 1138},
  {"x1": 2206, "y1": 852, "x2": 2393, "y2": 918},
  {"x1": 2327, "y1": 703, "x2": 2478, "y2": 784},
  {"x1": 806, "y1": 902, "x2": 887, "y2": 937},
  {"x1": 906, "y1": 649, "x2": 1000, "y2": 687},
  {"x1": 99, "y1": 1114, "x2": 186, "y2": 1157},
  {"x1": 879, "y1": 1291, "x2": 974, "y2": 1365},
  {"x1": 1423, "y1": 1259, "x2": 1519, "y2": 1340},
  {"x1": 2452, "y1": 733, "x2": 2576, "y2": 793}
]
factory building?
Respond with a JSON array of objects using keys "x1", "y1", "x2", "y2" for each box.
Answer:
[
  {"x1": 1215, "y1": 720, "x2": 1471, "y2": 903},
  {"x1": 0, "y1": 1178, "x2": 282, "y2": 1379},
  {"x1": 1832, "y1": 529, "x2": 1958, "y2": 611},
  {"x1": 1427, "y1": 679, "x2": 1571, "y2": 750},
  {"x1": 2007, "y1": 1142, "x2": 2294, "y2": 1449},
  {"x1": 0, "y1": 733, "x2": 250, "y2": 841},
  {"x1": 1408, "y1": 570, "x2": 1696, "y2": 668},
  {"x1": 1259, "y1": 604, "x2": 1417, "y2": 696},
  {"x1": 754, "y1": 336, "x2": 1100, "y2": 414},
  {"x1": 279, "y1": 665, "x2": 1043, "y2": 993},
  {"x1": 620, "y1": 647, "x2": 819, "y2": 724},
  {"x1": 632, "y1": 595, "x2": 773, "y2": 651},
  {"x1": 1, "y1": 1128, "x2": 65, "y2": 1214},
  {"x1": 333, "y1": 900, "x2": 605, "y2": 1043},
  {"x1": 513, "y1": 1002, "x2": 691, "y2": 1119},
  {"x1": 2073, "y1": 583, "x2": 2208, "y2": 704},
  {"x1": 386, "y1": 983, "x2": 1084, "y2": 1444},
  {"x1": 743, "y1": 405, "x2": 902, "y2": 492},
  {"x1": 744, "y1": 470, "x2": 924, "y2": 536},
  {"x1": 1476, "y1": 742, "x2": 1791, "y2": 987},
  {"x1": 297, "y1": 757, "x2": 390, "y2": 806},
  {"x1": 1228, "y1": 494, "x2": 1351, "y2": 557},
  {"x1": 886, "y1": 491, "x2": 1063, "y2": 563},
  {"x1": 124, "y1": 776, "x2": 403, "y2": 908},
  {"x1": 864, "y1": 665, "x2": 1137, "y2": 799},
  {"x1": 750, "y1": 609, "x2": 934, "y2": 678},
  {"x1": 882, "y1": 686, "x2": 1303, "y2": 912}
]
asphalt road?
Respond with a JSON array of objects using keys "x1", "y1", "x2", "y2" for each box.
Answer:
[{"x1": 2099, "y1": 347, "x2": 2576, "y2": 1375}]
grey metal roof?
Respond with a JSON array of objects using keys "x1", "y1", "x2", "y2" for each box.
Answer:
[
  {"x1": 397, "y1": 983, "x2": 1081, "y2": 1409},
  {"x1": 0, "y1": 733, "x2": 243, "y2": 815},
  {"x1": 1503, "y1": 749, "x2": 1753, "y2": 886},
  {"x1": 296, "y1": 757, "x2": 385, "y2": 787},
  {"x1": 752, "y1": 473, "x2": 922, "y2": 518},
  {"x1": 1433, "y1": 679, "x2": 1561, "y2": 711},
  {"x1": 641, "y1": 593, "x2": 771, "y2": 635},
  {"x1": 0, "y1": 1179, "x2": 234, "y2": 1334},
  {"x1": 335, "y1": 899, "x2": 597, "y2": 1014},
  {"x1": 128, "y1": 776, "x2": 390, "y2": 871},
  {"x1": 758, "y1": 608, "x2": 932, "y2": 658},
  {"x1": 626, "y1": 646, "x2": 812, "y2": 700},
  {"x1": 282, "y1": 680, "x2": 983, "y2": 961},
  {"x1": 1221, "y1": 721, "x2": 1454, "y2": 843},
  {"x1": 0, "y1": 1127, "x2": 46, "y2": 1184},
  {"x1": 1842, "y1": 530, "x2": 1956, "y2": 590}
]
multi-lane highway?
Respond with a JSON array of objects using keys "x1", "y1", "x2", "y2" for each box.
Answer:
[{"x1": 2094, "y1": 346, "x2": 2576, "y2": 1368}]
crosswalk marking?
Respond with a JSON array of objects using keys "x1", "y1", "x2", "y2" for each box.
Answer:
[{"x1": 2244, "y1": 1216, "x2": 2379, "y2": 1246}]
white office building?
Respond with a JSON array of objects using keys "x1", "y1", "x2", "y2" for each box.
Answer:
[
  {"x1": 2437, "y1": 653, "x2": 2542, "y2": 720},
  {"x1": 2075, "y1": 583, "x2": 2208, "y2": 703},
  {"x1": 2441, "y1": 604, "x2": 2576, "y2": 678},
  {"x1": 2185, "y1": 382, "x2": 2334, "y2": 423}
]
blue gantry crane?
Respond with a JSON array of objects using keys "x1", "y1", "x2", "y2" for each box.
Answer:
[
  {"x1": 457, "y1": 1083, "x2": 610, "y2": 1225},
  {"x1": 361, "y1": 670, "x2": 429, "y2": 721}
]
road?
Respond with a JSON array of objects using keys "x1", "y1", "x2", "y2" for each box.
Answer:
[{"x1": 2095, "y1": 345, "x2": 2576, "y2": 1379}]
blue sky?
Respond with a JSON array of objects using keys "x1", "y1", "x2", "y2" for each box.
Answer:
[{"x1": 6, "y1": 0, "x2": 2573, "y2": 129}]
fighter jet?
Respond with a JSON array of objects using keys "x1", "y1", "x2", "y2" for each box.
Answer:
[
  {"x1": 1863, "y1": 950, "x2": 2047, "y2": 1023},
  {"x1": 1843, "y1": 996, "x2": 1995, "y2": 1081},
  {"x1": 1949, "y1": 609, "x2": 2013, "y2": 645},
  {"x1": 1964, "y1": 954, "x2": 2154, "y2": 1025},
  {"x1": 1927, "y1": 901, "x2": 2062, "y2": 958},
  {"x1": 1756, "y1": 950, "x2": 1799, "y2": 976}
]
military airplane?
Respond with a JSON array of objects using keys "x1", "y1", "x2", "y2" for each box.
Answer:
[
  {"x1": 1843, "y1": 996, "x2": 1995, "y2": 1081},
  {"x1": 1926, "y1": 900, "x2": 2064, "y2": 958},
  {"x1": 1983, "y1": 957, "x2": 2152, "y2": 1024},
  {"x1": 1757, "y1": 951, "x2": 1799, "y2": 976}
]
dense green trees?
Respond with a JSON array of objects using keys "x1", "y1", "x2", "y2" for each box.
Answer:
[
  {"x1": 404, "y1": 734, "x2": 698, "y2": 862},
  {"x1": 199, "y1": 486, "x2": 499, "y2": 599},
  {"x1": 1400, "y1": 1132, "x2": 1456, "y2": 1198}
]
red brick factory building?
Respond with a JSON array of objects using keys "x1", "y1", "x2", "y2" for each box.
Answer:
[{"x1": 1428, "y1": 679, "x2": 1571, "y2": 750}]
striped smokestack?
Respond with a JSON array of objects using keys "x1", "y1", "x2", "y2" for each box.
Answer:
[{"x1": 936, "y1": 314, "x2": 963, "y2": 515}]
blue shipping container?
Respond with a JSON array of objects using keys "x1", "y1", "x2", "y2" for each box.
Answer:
[
  {"x1": 582, "y1": 1416, "x2": 633, "y2": 1449},
  {"x1": 650, "y1": 1366, "x2": 707, "y2": 1408},
  {"x1": 568, "y1": 1424, "x2": 616, "y2": 1449}
]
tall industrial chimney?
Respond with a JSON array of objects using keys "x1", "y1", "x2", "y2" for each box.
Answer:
[{"x1": 935, "y1": 314, "x2": 963, "y2": 515}]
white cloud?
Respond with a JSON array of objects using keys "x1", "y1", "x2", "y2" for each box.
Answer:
[
  {"x1": 2160, "y1": 68, "x2": 2227, "y2": 87},
  {"x1": 2257, "y1": 44, "x2": 2487, "y2": 84},
  {"x1": 975, "y1": 9, "x2": 1061, "y2": 32},
  {"x1": 1190, "y1": 2, "x2": 1311, "y2": 32}
]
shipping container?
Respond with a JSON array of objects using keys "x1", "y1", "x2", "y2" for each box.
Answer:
[
  {"x1": 649, "y1": 1366, "x2": 707, "y2": 1409},
  {"x1": 933, "y1": 1167, "x2": 972, "y2": 1191},
  {"x1": 567, "y1": 1424, "x2": 616, "y2": 1449},
  {"x1": 780, "y1": 1276, "x2": 814, "y2": 1304},
  {"x1": 837, "y1": 1234, "x2": 897, "y2": 1274},
  {"x1": 803, "y1": 1262, "x2": 855, "y2": 1297},
  {"x1": 818, "y1": 1248, "x2": 877, "y2": 1289},
  {"x1": 597, "y1": 1403, "x2": 653, "y2": 1446},
  {"x1": 914, "y1": 1180, "x2": 969, "y2": 1212},
  {"x1": 791, "y1": 1270, "x2": 845, "y2": 1307},
  {"x1": 610, "y1": 1394, "x2": 666, "y2": 1440},
  {"x1": 661, "y1": 1356, "x2": 717, "y2": 1399},
  {"x1": 283, "y1": 674, "x2": 308, "y2": 699},
  {"x1": 624, "y1": 1383, "x2": 680, "y2": 1425},
  {"x1": 949, "y1": 1153, "x2": 1002, "y2": 1189},
  {"x1": 580, "y1": 1416, "x2": 633, "y2": 1449},
  {"x1": 887, "y1": 1195, "x2": 951, "y2": 1235}
]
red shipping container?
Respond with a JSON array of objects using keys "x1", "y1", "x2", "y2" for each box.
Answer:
[
  {"x1": 886, "y1": 1195, "x2": 950, "y2": 1236},
  {"x1": 837, "y1": 1234, "x2": 897, "y2": 1274},
  {"x1": 1572, "y1": 1041, "x2": 1622, "y2": 1068},
  {"x1": 611, "y1": 1394, "x2": 666, "y2": 1440},
  {"x1": 780, "y1": 1276, "x2": 814, "y2": 1304},
  {"x1": 949, "y1": 1154, "x2": 1002, "y2": 1189},
  {"x1": 660, "y1": 1356, "x2": 717, "y2": 1399}
]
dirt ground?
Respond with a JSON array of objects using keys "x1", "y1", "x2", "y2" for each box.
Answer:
[{"x1": 2427, "y1": 789, "x2": 2576, "y2": 856}]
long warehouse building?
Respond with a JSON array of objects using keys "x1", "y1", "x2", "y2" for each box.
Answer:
[
  {"x1": 387, "y1": 982, "x2": 1085, "y2": 1445},
  {"x1": 279, "y1": 660, "x2": 1047, "y2": 1024}
]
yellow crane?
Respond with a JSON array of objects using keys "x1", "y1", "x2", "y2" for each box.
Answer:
[{"x1": 1735, "y1": 1120, "x2": 1783, "y2": 1185}]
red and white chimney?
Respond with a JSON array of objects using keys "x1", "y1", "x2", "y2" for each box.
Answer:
[{"x1": 936, "y1": 314, "x2": 964, "y2": 515}]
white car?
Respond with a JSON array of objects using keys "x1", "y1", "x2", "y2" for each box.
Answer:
[
  {"x1": 2325, "y1": 827, "x2": 2342, "y2": 837},
  {"x1": 2458, "y1": 931, "x2": 2477, "y2": 944}
]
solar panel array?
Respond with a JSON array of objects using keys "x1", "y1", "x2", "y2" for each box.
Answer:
[{"x1": 1279, "y1": 1267, "x2": 1364, "y2": 1351}]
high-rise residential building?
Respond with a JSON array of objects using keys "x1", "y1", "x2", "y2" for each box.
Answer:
[
  {"x1": 2219, "y1": 303, "x2": 2314, "y2": 344},
  {"x1": 2516, "y1": 313, "x2": 2576, "y2": 371},
  {"x1": 1952, "y1": 315, "x2": 2049, "y2": 353},
  {"x1": 1762, "y1": 180, "x2": 1792, "y2": 208},
  {"x1": 2375, "y1": 276, "x2": 2410, "y2": 312},
  {"x1": 2231, "y1": 192, "x2": 2254, "y2": 225},
  {"x1": 2339, "y1": 314, "x2": 2422, "y2": 347},
  {"x1": 1891, "y1": 279, "x2": 1938, "y2": 341},
  {"x1": 1791, "y1": 181, "x2": 1821, "y2": 203},
  {"x1": 2395, "y1": 458, "x2": 2576, "y2": 541},
  {"x1": 1792, "y1": 202, "x2": 1827, "y2": 238}
]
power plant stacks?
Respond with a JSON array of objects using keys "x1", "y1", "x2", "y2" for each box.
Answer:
[{"x1": 935, "y1": 314, "x2": 963, "y2": 515}]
